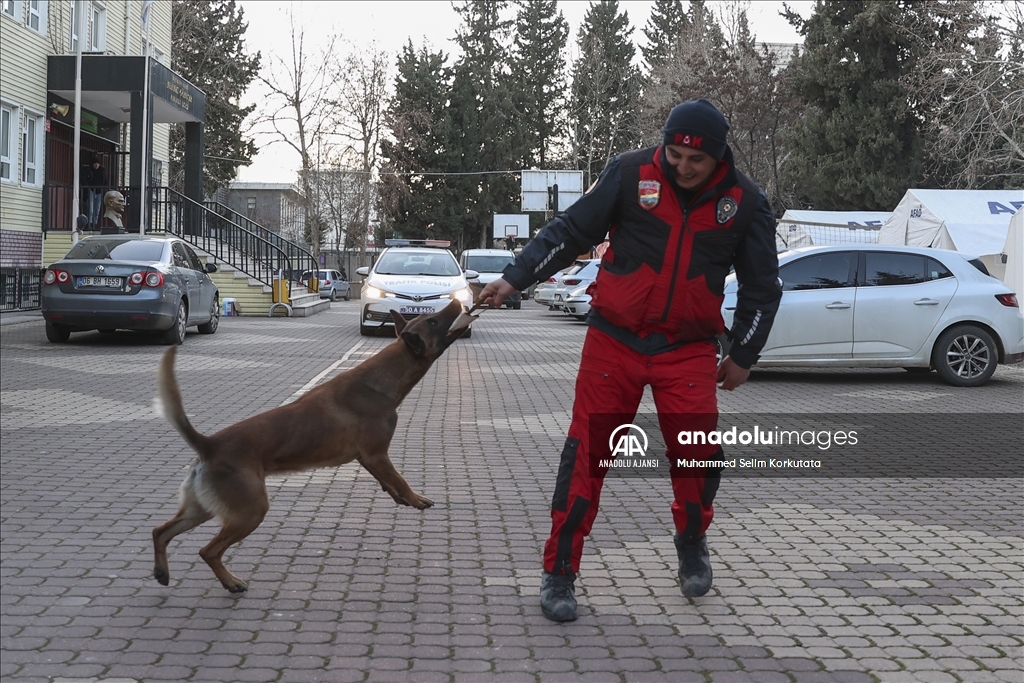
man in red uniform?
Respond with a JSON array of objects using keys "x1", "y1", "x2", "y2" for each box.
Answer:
[{"x1": 480, "y1": 99, "x2": 781, "y2": 622}]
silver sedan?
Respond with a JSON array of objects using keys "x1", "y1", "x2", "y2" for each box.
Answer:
[{"x1": 41, "y1": 235, "x2": 220, "y2": 344}]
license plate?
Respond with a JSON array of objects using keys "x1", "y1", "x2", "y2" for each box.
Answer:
[
  {"x1": 399, "y1": 306, "x2": 434, "y2": 314},
  {"x1": 78, "y1": 276, "x2": 123, "y2": 288}
]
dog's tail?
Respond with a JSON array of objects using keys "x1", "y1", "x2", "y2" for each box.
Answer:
[{"x1": 155, "y1": 346, "x2": 211, "y2": 459}]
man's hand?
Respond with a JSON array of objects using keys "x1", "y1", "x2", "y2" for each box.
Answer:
[
  {"x1": 716, "y1": 356, "x2": 750, "y2": 391},
  {"x1": 478, "y1": 277, "x2": 518, "y2": 308}
]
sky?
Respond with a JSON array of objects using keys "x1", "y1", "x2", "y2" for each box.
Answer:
[{"x1": 234, "y1": 1, "x2": 815, "y2": 183}]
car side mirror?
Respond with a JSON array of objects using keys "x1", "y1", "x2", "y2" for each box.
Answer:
[
  {"x1": 76, "y1": 214, "x2": 89, "y2": 230},
  {"x1": 356, "y1": 266, "x2": 369, "y2": 277},
  {"x1": 206, "y1": 263, "x2": 218, "y2": 274},
  {"x1": 464, "y1": 269, "x2": 479, "y2": 279}
]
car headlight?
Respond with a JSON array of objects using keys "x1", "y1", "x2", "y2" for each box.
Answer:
[
  {"x1": 364, "y1": 285, "x2": 384, "y2": 299},
  {"x1": 450, "y1": 287, "x2": 473, "y2": 303},
  {"x1": 567, "y1": 286, "x2": 588, "y2": 298}
]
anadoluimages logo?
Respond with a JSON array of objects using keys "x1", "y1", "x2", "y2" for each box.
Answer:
[{"x1": 608, "y1": 424, "x2": 649, "y2": 458}]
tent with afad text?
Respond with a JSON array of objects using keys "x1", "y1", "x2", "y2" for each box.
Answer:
[{"x1": 877, "y1": 189, "x2": 1023, "y2": 257}]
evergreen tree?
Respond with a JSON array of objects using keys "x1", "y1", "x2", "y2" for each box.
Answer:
[
  {"x1": 447, "y1": 0, "x2": 521, "y2": 249},
  {"x1": 169, "y1": 0, "x2": 260, "y2": 197},
  {"x1": 641, "y1": 0, "x2": 688, "y2": 71},
  {"x1": 378, "y1": 42, "x2": 457, "y2": 242},
  {"x1": 783, "y1": 1, "x2": 926, "y2": 210},
  {"x1": 509, "y1": 0, "x2": 569, "y2": 168},
  {"x1": 568, "y1": 0, "x2": 643, "y2": 186}
]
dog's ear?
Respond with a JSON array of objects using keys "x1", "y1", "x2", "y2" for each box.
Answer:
[
  {"x1": 400, "y1": 330, "x2": 426, "y2": 356},
  {"x1": 389, "y1": 310, "x2": 408, "y2": 335}
]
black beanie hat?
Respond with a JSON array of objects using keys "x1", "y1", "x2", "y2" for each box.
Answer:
[{"x1": 662, "y1": 99, "x2": 730, "y2": 160}]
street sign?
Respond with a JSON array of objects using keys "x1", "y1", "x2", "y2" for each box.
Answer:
[{"x1": 521, "y1": 170, "x2": 584, "y2": 212}]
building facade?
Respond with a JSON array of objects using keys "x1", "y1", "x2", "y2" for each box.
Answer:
[
  {"x1": 0, "y1": 0, "x2": 173, "y2": 308},
  {"x1": 226, "y1": 182, "x2": 306, "y2": 246}
]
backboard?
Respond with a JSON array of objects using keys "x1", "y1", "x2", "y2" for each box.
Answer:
[{"x1": 521, "y1": 170, "x2": 584, "y2": 212}]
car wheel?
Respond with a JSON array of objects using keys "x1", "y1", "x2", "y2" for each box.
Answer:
[
  {"x1": 461, "y1": 328, "x2": 472, "y2": 339},
  {"x1": 330, "y1": 288, "x2": 338, "y2": 301},
  {"x1": 932, "y1": 324, "x2": 997, "y2": 387},
  {"x1": 574, "y1": 315, "x2": 587, "y2": 321},
  {"x1": 714, "y1": 334, "x2": 731, "y2": 364},
  {"x1": 512, "y1": 302, "x2": 521, "y2": 310},
  {"x1": 45, "y1": 322, "x2": 71, "y2": 343},
  {"x1": 344, "y1": 290, "x2": 351, "y2": 301},
  {"x1": 162, "y1": 301, "x2": 188, "y2": 345},
  {"x1": 198, "y1": 298, "x2": 219, "y2": 334}
]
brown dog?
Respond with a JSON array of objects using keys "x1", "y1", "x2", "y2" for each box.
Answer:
[{"x1": 152, "y1": 300, "x2": 467, "y2": 593}]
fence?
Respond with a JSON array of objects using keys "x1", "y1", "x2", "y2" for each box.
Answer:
[
  {"x1": 0, "y1": 268, "x2": 41, "y2": 311},
  {"x1": 776, "y1": 221, "x2": 881, "y2": 250}
]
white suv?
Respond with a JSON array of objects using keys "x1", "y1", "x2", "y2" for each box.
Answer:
[
  {"x1": 460, "y1": 248, "x2": 521, "y2": 309},
  {"x1": 356, "y1": 240, "x2": 477, "y2": 337}
]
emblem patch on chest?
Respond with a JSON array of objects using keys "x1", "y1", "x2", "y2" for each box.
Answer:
[
  {"x1": 638, "y1": 180, "x2": 661, "y2": 210},
  {"x1": 716, "y1": 196, "x2": 738, "y2": 224}
]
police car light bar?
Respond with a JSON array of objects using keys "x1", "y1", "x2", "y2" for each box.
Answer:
[{"x1": 384, "y1": 239, "x2": 452, "y2": 247}]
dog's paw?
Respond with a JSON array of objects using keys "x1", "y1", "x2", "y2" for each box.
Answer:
[
  {"x1": 411, "y1": 494, "x2": 434, "y2": 510},
  {"x1": 225, "y1": 579, "x2": 249, "y2": 594},
  {"x1": 154, "y1": 567, "x2": 170, "y2": 586}
]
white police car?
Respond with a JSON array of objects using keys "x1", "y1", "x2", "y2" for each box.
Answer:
[{"x1": 355, "y1": 240, "x2": 478, "y2": 337}]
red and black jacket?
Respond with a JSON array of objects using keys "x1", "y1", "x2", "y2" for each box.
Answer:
[{"x1": 503, "y1": 145, "x2": 781, "y2": 368}]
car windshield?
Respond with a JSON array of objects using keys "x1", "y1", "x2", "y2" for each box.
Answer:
[
  {"x1": 465, "y1": 255, "x2": 514, "y2": 272},
  {"x1": 578, "y1": 261, "x2": 600, "y2": 278},
  {"x1": 374, "y1": 251, "x2": 460, "y2": 276},
  {"x1": 64, "y1": 239, "x2": 165, "y2": 261}
]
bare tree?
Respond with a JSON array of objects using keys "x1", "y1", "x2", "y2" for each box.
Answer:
[
  {"x1": 641, "y1": 2, "x2": 800, "y2": 211},
  {"x1": 328, "y1": 46, "x2": 390, "y2": 263},
  {"x1": 255, "y1": 10, "x2": 338, "y2": 254},
  {"x1": 900, "y1": 1, "x2": 1024, "y2": 188}
]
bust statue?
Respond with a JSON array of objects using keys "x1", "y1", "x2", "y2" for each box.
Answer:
[{"x1": 99, "y1": 190, "x2": 125, "y2": 230}]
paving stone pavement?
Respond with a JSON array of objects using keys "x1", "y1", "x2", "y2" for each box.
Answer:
[{"x1": 1, "y1": 303, "x2": 1022, "y2": 683}]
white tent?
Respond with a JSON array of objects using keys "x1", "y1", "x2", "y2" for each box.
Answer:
[
  {"x1": 776, "y1": 210, "x2": 891, "y2": 250},
  {"x1": 878, "y1": 189, "x2": 1024, "y2": 257},
  {"x1": 1002, "y1": 208, "x2": 1023, "y2": 312}
]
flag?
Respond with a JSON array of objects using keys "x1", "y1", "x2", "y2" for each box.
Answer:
[{"x1": 140, "y1": 0, "x2": 154, "y2": 32}]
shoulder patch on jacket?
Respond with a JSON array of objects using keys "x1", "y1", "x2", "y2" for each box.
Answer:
[
  {"x1": 638, "y1": 180, "x2": 661, "y2": 210},
  {"x1": 716, "y1": 196, "x2": 738, "y2": 224}
]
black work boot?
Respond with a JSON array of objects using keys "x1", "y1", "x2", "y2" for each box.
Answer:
[
  {"x1": 674, "y1": 533, "x2": 713, "y2": 597},
  {"x1": 540, "y1": 571, "x2": 578, "y2": 622}
]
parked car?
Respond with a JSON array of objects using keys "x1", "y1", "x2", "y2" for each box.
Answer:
[
  {"x1": 552, "y1": 259, "x2": 600, "y2": 311},
  {"x1": 460, "y1": 248, "x2": 521, "y2": 309},
  {"x1": 564, "y1": 291, "x2": 591, "y2": 321},
  {"x1": 41, "y1": 235, "x2": 220, "y2": 344},
  {"x1": 720, "y1": 245, "x2": 1024, "y2": 386},
  {"x1": 355, "y1": 239, "x2": 476, "y2": 337},
  {"x1": 534, "y1": 262, "x2": 585, "y2": 310},
  {"x1": 303, "y1": 269, "x2": 351, "y2": 301}
]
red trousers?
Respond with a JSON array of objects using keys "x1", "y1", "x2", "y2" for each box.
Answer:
[{"x1": 542, "y1": 327, "x2": 723, "y2": 575}]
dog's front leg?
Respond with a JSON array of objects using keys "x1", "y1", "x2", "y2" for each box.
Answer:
[{"x1": 358, "y1": 453, "x2": 434, "y2": 510}]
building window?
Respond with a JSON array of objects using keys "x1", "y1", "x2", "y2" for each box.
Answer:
[
  {"x1": 22, "y1": 112, "x2": 42, "y2": 186},
  {"x1": 1, "y1": 1, "x2": 19, "y2": 20},
  {"x1": 90, "y1": 1, "x2": 104, "y2": 50},
  {"x1": 0, "y1": 104, "x2": 15, "y2": 182},
  {"x1": 246, "y1": 197, "x2": 256, "y2": 217},
  {"x1": 68, "y1": 0, "x2": 77, "y2": 50},
  {"x1": 27, "y1": 0, "x2": 45, "y2": 33}
]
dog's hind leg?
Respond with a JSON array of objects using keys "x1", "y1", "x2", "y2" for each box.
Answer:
[
  {"x1": 197, "y1": 471, "x2": 270, "y2": 593},
  {"x1": 358, "y1": 452, "x2": 434, "y2": 510},
  {"x1": 153, "y1": 469, "x2": 213, "y2": 586}
]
